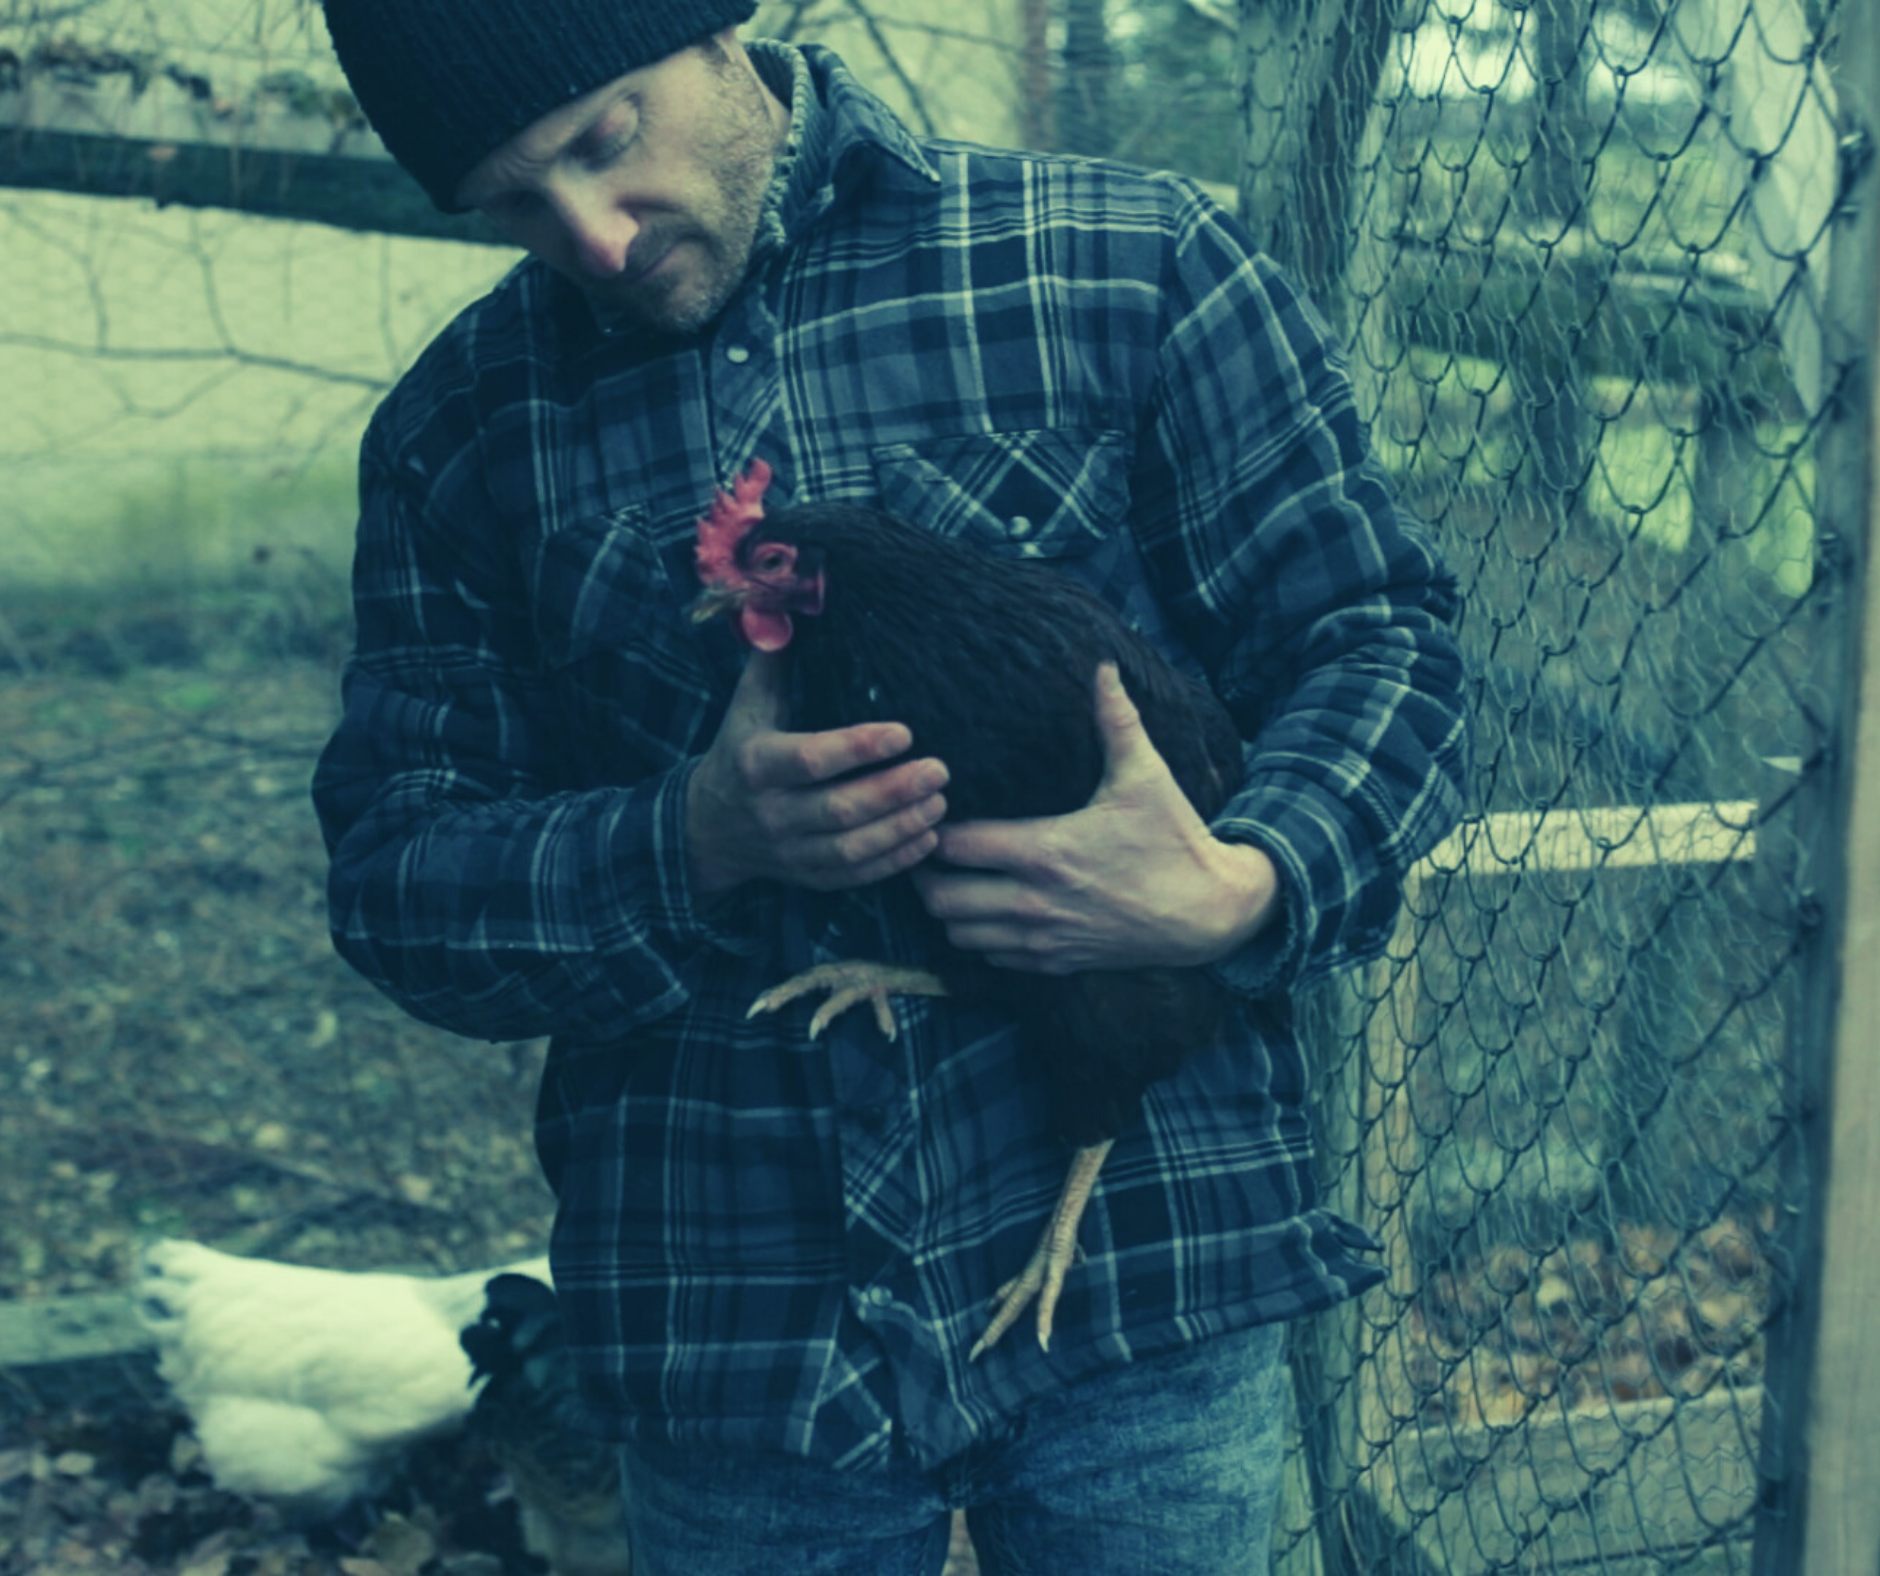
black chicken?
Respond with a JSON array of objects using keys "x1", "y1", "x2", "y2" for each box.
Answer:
[
  {"x1": 690, "y1": 459, "x2": 1247, "y2": 1358},
  {"x1": 461, "y1": 1275, "x2": 631, "y2": 1576}
]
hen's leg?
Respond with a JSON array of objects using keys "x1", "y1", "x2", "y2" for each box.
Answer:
[
  {"x1": 970, "y1": 1137, "x2": 1114, "y2": 1360},
  {"x1": 748, "y1": 962, "x2": 947, "y2": 1041}
]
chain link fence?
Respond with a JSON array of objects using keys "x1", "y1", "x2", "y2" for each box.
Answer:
[
  {"x1": 0, "y1": 0, "x2": 1868, "y2": 1571},
  {"x1": 1250, "y1": 1, "x2": 1855, "y2": 1570}
]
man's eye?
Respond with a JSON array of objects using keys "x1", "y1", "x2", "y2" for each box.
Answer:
[
  {"x1": 581, "y1": 132, "x2": 634, "y2": 170},
  {"x1": 578, "y1": 106, "x2": 640, "y2": 171}
]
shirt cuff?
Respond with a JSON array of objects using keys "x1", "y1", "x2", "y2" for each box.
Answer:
[
  {"x1": 597, "y1": 758, "x2": 763, "y2": 961},
  {"x1": 1205, "y1": 828, "x2": 1306, "y2": 997},
  {"x1": 1206, "y1": 771, "x2": 1375, "y2": 996}
]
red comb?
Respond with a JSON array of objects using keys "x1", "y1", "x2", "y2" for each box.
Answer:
[{"x1": 694, "y1": 458, "x2": 774, "y2": 586}]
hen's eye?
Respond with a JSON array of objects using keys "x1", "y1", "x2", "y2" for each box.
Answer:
[{"x1": 754, "y1": 550, "x2": 788, "y2": 573}]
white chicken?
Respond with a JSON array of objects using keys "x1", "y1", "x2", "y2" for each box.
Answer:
[{"x1": 138, "y1": 1237, "x2": 550, "y2": 1518}]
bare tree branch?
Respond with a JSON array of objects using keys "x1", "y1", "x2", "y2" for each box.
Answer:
[
  {"x1": 842, "y1": 0, "x2": 938, "y2": 137},
  {"x1": 1178, "y1": 0, "x2": 1235, "y2": 32},
  {"x1": 0, "y1": 1, "x2": 109, "y2": 29},
  {"x1": 767, "y1": 0, "x2": 834, "y2": 44},
  {"x1": 0, "y1": 332, "x2": 391, "y2": 389}
]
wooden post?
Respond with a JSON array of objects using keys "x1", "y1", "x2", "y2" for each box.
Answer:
[
  {"x1": 1235, "y1": 0, "x2": 1392, "y2": 324},
  {"x1": 1787, "y1": 380, "x2": 1880, "y2": 1560},
  {"x1": 1753, "y1": 1, "x2": 1880, "y2": 1568},
  {"x1": 1287, "y1": 804, "x2": 1760, "y2": 1574}
]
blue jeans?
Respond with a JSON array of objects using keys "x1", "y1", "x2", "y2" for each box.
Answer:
[{"x1": 618, "y1": 1321, "x2": 1288, "y2": 1575}]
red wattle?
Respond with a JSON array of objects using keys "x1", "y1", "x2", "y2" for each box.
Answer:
[{"x1": 739, "y1": 607, "x2": 795, "y2": 652}]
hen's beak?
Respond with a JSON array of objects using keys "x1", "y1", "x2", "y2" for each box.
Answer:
[{"x1": 688, "y1": 587, "x2": 743, "y2": 624}]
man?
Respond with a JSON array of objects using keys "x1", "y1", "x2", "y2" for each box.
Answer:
[{"x1": 313, "y1": 2, "x2": 1469, "y2": 1570}]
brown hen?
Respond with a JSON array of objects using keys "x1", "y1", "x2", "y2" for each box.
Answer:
[{"x1": 692, "y1": 460, "x2": 1247, "y2": 1356}]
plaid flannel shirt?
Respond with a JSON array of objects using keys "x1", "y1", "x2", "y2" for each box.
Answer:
[{"x1": 312, "y1": 43, "x2": 1468, "y2": 1470}]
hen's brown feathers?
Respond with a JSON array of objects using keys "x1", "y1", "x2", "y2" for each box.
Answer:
[
  {"x1": 748, "y1": 501, "x2": 1242, "y2": 828},
  {"x1": 724, "y1": 499, "x2": 1248, "y2": 1147}
]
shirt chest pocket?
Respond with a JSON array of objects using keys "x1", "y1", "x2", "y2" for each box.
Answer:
[
  {"x1": 870, "y1": 428, "x2": 1134, "y2": 565},
  {"x1": 528, "y1": 508, "x2": 720, "y2": 787}
]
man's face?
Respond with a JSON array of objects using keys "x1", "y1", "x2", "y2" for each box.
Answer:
[{"x1": 455, "y1": 32, "x2": 788, "y2": 335}]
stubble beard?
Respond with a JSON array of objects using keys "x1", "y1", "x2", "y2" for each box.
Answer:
[{"x1": 593, "y1": 65, "x2": 784, "y2": 336}]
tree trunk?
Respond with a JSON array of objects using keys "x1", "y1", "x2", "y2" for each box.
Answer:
[
  {"x1": 1057, "y1": 0, "x2": 1112, "y2": 157},
  {"x1": 1021, "y1": 0, "x2": 1056, "y2": 148},
  {"x1": 1237, "y1": 0, "x2": 1393, "y2": 321},
  {"x1": 1510, "y1": 0, "x2": 1596, "y2": 507}
]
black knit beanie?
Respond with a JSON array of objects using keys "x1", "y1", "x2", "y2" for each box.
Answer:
[{"x1": 322, "y1": 0, "x2": 760, "y2": 211}]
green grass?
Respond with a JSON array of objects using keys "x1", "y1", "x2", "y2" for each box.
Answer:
[
  {"x1": 0, "y1": 450, "x2": 361, "y2": 672},
  {"x1": 0, "y1": 448, "x2": 360, "y2": 594}
]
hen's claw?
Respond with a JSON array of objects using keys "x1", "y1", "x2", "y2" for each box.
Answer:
[
  {"x1": 751, "y1": 967, "x2": 1116, "y2": 1360},
  {"x1": 970, "y1": 1139, "x2": 1115, "y2": 1360},
  {"x1": 748, "y1": 962, "x2": 947, "y2": 1041}
]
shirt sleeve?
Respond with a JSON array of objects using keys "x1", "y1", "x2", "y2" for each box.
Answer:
[
  {"x1": 1131, "y1": 185, "x2": 1470, "y2": 996},
  {"x1": 311, "y1": 420, "x2": 755, "y2": 1044}
]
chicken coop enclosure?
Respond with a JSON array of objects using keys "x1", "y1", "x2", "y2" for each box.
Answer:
[{"x1": 3, "y1": 2, "x2": 1879, "y2": 1574}]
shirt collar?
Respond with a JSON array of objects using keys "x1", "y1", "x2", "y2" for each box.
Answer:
[{"x1": 780, "y1": 42, "x2": 940, "y2": 207}]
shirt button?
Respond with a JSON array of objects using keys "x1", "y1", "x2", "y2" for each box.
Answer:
[
  {"x1": 724, "y1": 344, "x2": 751, "y2": 364},
  {"x1": 1009, "y1": 515, "x2": 1033, "y2": 538},
  {"x1": 855, "y1": 1105, "x2": 887, "y2": 1134}
]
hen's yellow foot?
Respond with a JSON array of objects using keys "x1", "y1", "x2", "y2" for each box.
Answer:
[
  {"x1": 970, "y1": 1138, "x2": 1115, "y2": 1360},
  {"x1": 747, "y1": 962, "x2": 947, "y2": 1041}
]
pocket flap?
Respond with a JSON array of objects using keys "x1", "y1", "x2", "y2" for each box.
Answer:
[{"x1": 871, "y1": 428, "x2": 1132, "y2": 559}]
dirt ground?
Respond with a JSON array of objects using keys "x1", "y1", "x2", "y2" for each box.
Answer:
[
  {"x1": 0, "y1": 650, "x2": 557, "y2": 1300},
  {"x1": 0, "y1": 606, "x2": 545, "y2": 1573},
  {"x1": 2, "y1": 1417, "x2": 979, "y2": 1576}
]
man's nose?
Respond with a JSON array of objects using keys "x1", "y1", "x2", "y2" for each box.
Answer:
[{"x1": 557, "y1": 189, "x2": 639, "y2": 279}]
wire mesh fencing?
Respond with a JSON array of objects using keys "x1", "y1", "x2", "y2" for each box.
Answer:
[
  {"x1": 0, "y1": 0, "x2": 1868, "y2": 1572},
  {"x1": 1253, "y1": 0, "x2": 1855, "y2": 1570}
]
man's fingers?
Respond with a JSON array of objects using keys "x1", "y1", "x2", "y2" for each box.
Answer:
[
  {"x1": 741, "y1": 720, "x2": 922, "y2": 791},
  {"x1": 1094, "y1": 662, "x2": 1153, "y2": 785},
  {"x1": 812, "y1": 826, "x2": 943, "y2": 889},
  {"x1": 912, "y1": 867, "x2": 1049, "y2": 922},
  {"x1": 830, "y1": 759, "x2": 947, "y2": 830},
  {"x1": 822, "y1": 787, "x2": 949, "y2": 862},
  {"x1": 803, "y1": 724, "x2": 926, "y2": 787},
  {"x1": 692, "y1": 658, "x2": 951, "y2": 895},
  {"x1": 785, "y1": 798, "x2": 946, "y2": 889},
  {"x1": 757, "y1": 757, "x2": 947, "y2": 839},
  {"x1": 720, "y1": 653, "x2": 916, "y2": 782},
  {"x1": 930, "y1": 819, "x2": 1048, "y2": 876}
]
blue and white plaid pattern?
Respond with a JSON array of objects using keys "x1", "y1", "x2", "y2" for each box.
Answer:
[{"x1": 313, "y1": 43, "x2": 1468, "y2": 1470}]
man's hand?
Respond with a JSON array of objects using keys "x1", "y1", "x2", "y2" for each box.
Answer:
[
  {"x1": 911, "y1": 664, "x2": 1278, "y2": 974},
  {"x1": 686, "y1": 651, "x2": 949, "y2": 901}
]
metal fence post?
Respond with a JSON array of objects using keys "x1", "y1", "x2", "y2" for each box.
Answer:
[{"x1": 1754, "y1": 3, "x2": 1880, "y2": 1569}]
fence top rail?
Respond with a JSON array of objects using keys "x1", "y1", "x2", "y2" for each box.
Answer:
[{"x1": 1420, "y1": 801, "x2": 1761, "y2": 878}]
